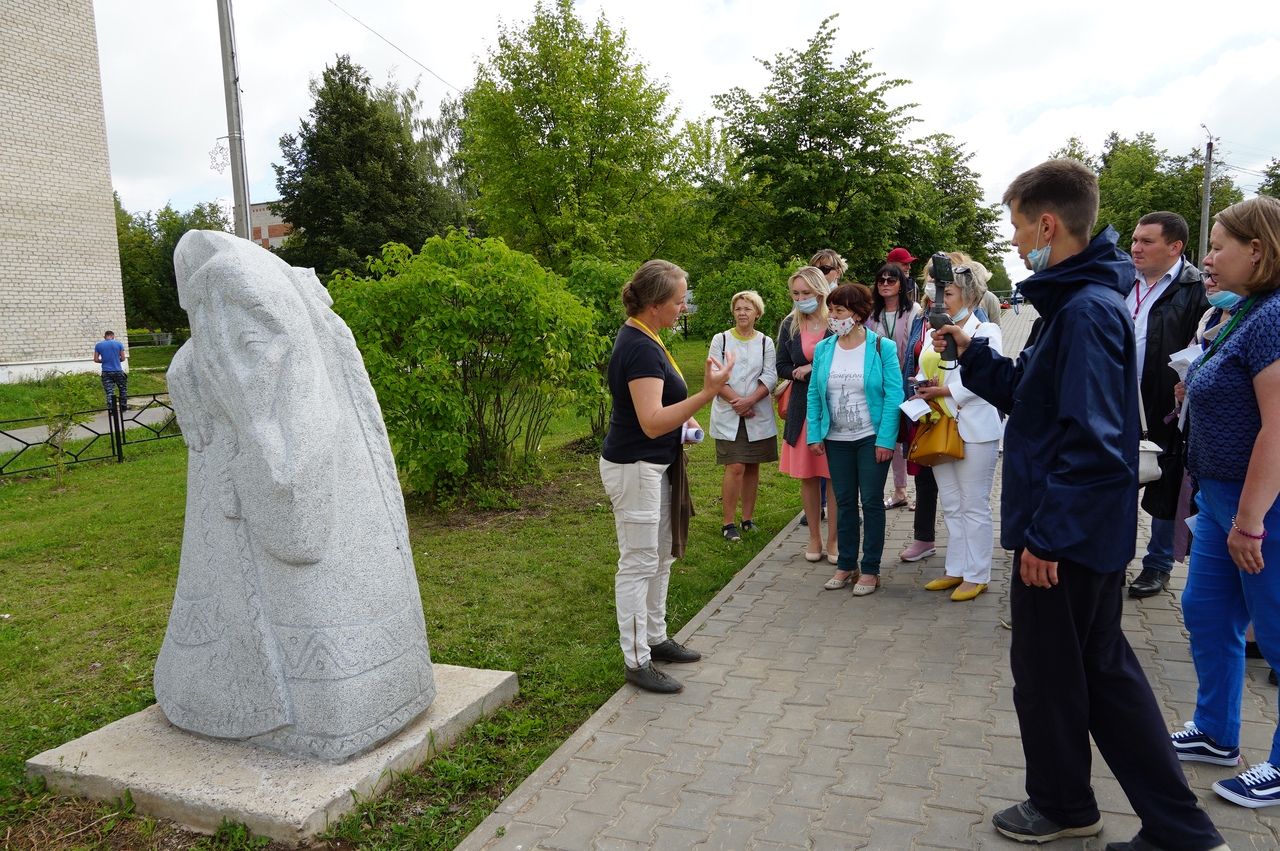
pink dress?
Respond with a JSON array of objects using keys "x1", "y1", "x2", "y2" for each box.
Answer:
[{"x1": 779, "y1": 326, "x2": 831, "y2": 480}]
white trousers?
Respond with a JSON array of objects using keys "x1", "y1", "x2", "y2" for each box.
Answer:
[
  {"x1": 932, "y1": 439, "x2": 999, "y2": 584},
  {"x1": 599, "y1": 457, "x2": 673, "y2": 668}
]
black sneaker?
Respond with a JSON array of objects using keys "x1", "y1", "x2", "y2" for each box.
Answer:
[
  {"x1": 624, "y1": 661, "x2": 683, "y2": 693},
  {"x1": 722, "y1": 523, "x2": 742, "y2": 542},
  {"x1": 741, "y1": 519, "x2": 759, "y2": 533},
  {"x1": 799, "y1": 514, "x2": 809, "y2": 526},
  {"x1": 1106, "y1": 837, "x2": 1231, "y2": 851},
  {"x1": 992, "y1": 800, "x2": 1101, "y2": 843},
  {"x1": 650, "y1": 638, "x2": 701, "y2": 663},
  {"x1": 1270, "y1": 668, "x2": 1278, "y2": 686}
]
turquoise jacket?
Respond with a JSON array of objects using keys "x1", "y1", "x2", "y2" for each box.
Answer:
[{"x1": 806, "y1": 329, "x2": 904, "y2": 450}]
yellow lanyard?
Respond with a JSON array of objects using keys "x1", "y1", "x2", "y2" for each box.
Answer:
[{"x1": 631, "y1": 318, "x2": 684, "y2": 380}]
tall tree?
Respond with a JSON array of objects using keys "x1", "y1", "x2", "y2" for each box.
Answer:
[
  {"x1": 273, "y1": 55, "x2": 460, "y2": 279},
  {"x1": 712, "y1": 17, "x2": 918, "y2": 277},
  {"x1": 894, "y1": 134, "x2": 1007, "y2": 273},
  {"x1": 1053, "y1": 133, "x2": 1243, "y2": 264},
  {"x1": 457, "y1": 0, "x2": 679, "y2": 274},
  {"x1": 1260, "y1": 158, "x2": 1280, "y2": 197},
  {"x1": 114, "y1": 194, "x2": 229, "y2": 331}
]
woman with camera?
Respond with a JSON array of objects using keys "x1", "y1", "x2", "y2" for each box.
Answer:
[{"x1": 912, "y1": 265, "x2": 1003, "y2": 601}]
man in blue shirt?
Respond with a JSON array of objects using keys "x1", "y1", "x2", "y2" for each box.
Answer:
[{"x1": 93, "y1": 330, "x2": 128, "y2": 411}]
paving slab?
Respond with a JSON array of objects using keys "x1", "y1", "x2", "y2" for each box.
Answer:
[{"x1": 26, "y1": 664, "x2": 517, "y2": 846}]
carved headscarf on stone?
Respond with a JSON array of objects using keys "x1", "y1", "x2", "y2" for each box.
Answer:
[{"x1": 154, "y1": 230, "x2": 435, "y2": 763}]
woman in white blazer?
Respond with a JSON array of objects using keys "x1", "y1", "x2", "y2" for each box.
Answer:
[{"x1": 912, "y1": 265, "x2": 1003, "y2": 601}]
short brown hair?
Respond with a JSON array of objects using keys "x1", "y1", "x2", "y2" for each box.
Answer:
[
  {"x1": 1003, "y1": 159, "x2": 1099, "y2": 243},
  {"x1": 622, "y1": 260, "x2": 686, "y2": 317},
  {"x1": 1215, "y1": 196, "x2": 1280, "y2": 294},
  {"x1": 809, "y1": 249, "x2": 847, "y2": 278},
  {"x1": 826, "y1": 283, "x2": 873, "y2": 322}
]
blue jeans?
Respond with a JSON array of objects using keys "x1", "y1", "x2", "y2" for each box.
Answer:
[
  {"x1": 1142, "y1": 517, "x2": 1175, "y2": 573},
  {"x1": 824, "y1": 436, "x2": 890, "y2": 575},
  {"x1": 1183, "y1": 477, "x2": 1280, "y2": 763}
]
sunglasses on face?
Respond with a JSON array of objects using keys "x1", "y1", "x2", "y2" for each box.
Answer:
[
  {"x1": 877, "y1": 275, "x2": 898, "y2": 283},
  {"x1": 816, "y1": 265, "x2": 837, "y2": 274}
]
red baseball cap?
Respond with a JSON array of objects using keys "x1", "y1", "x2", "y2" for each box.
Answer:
[{"x1": 886, "y1": 247, "x2": 918, "y2": 264}]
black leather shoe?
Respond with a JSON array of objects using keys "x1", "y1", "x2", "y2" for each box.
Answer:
[
  {"x1": 1128, "y1": 567, "x2": 1170, "y2": 598},
  {"x1": 649, "y1": 638, "x2": 701, "y2": 663},
  {"x1": 625, "y1": 661, "x2": 683, "y2": 693}
]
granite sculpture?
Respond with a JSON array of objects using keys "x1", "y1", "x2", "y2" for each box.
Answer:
[{"x1": 154, "y1": 230, "x2": 435, "y2": 763}]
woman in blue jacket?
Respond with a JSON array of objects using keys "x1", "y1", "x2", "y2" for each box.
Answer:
[{"x1": 807, "y1": 284, "x2": 904, "y2": 596}]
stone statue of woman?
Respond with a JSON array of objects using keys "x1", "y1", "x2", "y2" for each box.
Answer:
[{"x1": 154, "y1": 230, "x2": 435, "y2": 763}]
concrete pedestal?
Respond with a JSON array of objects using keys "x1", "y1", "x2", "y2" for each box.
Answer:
[{"x1": 26, "y1": 664, "x2": 517, "y2": 846}]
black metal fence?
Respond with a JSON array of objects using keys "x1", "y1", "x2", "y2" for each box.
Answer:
[{"x1": 0, "y1": 394, "x2": 181, "y2": 477}]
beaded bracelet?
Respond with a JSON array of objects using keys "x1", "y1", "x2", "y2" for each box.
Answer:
[{"x1": 1231, "y1": 515, "x2": 1268, "y2": 540}]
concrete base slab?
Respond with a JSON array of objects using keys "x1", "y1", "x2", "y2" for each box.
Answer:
[{"x1": 26, "y1": 664, "x2": 517, "y2": 846}]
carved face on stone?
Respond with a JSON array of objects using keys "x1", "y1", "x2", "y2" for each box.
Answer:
[{"x1": 174, "y1": 230, "x2": 338, "y2": 564}]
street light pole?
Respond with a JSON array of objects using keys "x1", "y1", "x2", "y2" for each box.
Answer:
[
  {"x1": 216, "y1": 0, "x2": 251, "y2": 240},
  {"x1": 1198, "y1": 125, "x2": 1213, "y2": 267}
]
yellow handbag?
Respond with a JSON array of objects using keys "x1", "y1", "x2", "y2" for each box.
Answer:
[{"x1": 907, "y1": 399, "x2": 965, "y2": 466}]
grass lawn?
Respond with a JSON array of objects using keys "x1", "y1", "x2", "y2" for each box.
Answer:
[
  {"x1": 0, "y1": 371, "x2": 169, "y2": 424},
  {"x1": 0, "y1": 336, "x2": 803, "y2": 850}
]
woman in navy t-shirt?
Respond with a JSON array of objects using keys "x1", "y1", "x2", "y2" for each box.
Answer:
[
  {"x1": 1177, "y1": 196, "x2": 1280, "y2": 808},
  {"x1": 599, "y1": 260, "x2": 734, "y2": 694}
]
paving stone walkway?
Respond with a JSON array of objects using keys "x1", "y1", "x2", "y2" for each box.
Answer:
[{"x1": 458, "y1": 307, "x2": 1280, "y2": 850}]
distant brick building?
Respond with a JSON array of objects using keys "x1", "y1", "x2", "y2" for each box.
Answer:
[
  {"x1": 0, "y1": 1, "x2": 127, "y2": 383},
  {"x1": 251, "y1": 201, "x2": 293, "y2": 250}
]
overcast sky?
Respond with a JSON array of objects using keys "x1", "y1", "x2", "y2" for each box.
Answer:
[{"x1": 92, "y1": 0, "x2": 1280, "y2": 281}]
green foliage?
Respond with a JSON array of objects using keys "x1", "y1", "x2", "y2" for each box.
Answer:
[
  {"x1": 895, "y1": 134, "x2": 1008, "y2": 272},
  {"x1": 1260, "y1": 158, "x2": 1280, "y2": 197},
  {"x1": 330, "y1": 231, "x2": 605, "y2": 502},
  {"x1": 273, "y1": 55, "x2": 462, "y2": 279},
  {"x1": 35, "y1": 373, "x2": 100, "y2": 488},
  {"x1": 686, "y1": 255, "x2": 794, "y2": 341},
  {"x1": 195, "y1": 818, "x2": 271, "y2": 849},
  {"x1": 1053, "y1": 132, "x2": 1244, "y2": 264},
  {"x1": 457, "y1": 0, "x2": 680, "y2": 274},
  {"x1": 114, "y1": 193, "x2": 229, "y2": 331},
  {"x1": 564, "y1": 257, "x2": 630, "y2": 437},
  {"x1": 711, "y1": 17, "x2": 918, "y2": 278}
]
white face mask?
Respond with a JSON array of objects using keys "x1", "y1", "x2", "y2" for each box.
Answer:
[
  {"x1": 828, "y1": 316, "x2": 857, "y2": 337},
  {"x1": 924, "y1": 282, "x2": 936, "y2": 302}
]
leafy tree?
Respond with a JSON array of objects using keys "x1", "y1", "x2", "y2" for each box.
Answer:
[
  {"x1": 686, "y1": 255, "x2": 795, "y2": 342},
  {"x1": 273, "y1": 55, "x2": 460, "y2": 279},
  {"x1": 329, "y1": 231, "x2": 604, "y2": 504},
  {"x1": 711, "y1": 17, "x2": 918, "y2": 278},
  {"x1": 1260, "y1": 158, "x2": 1280, "y2": 197},
  {"x1": 565, "y1": 257, "x2": 631, "y2": 437},
  {"x1": 894, "y1": 134, "x2": 1007, "y2": 274},
  {"x1": 113, "y1": 194, "x2": 229, "y2": 331},
  {"x1": 1051, "y1": 132, "x2": 1243, "y2": 263},
  {"x1": 457, "y1": 0, "x2": 679, "y2": 274}
]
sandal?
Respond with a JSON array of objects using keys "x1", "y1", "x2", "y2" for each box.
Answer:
[{"x1": 884, "y1": 496, "x2": 908, "y2": 510}]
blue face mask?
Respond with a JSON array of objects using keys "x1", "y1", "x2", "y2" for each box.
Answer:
[
  {"x1": 950, "y1": 307, "x2": 970, "y2": 323},
  {"x1": 1207, "y1": 290, "x2": 1243, "y2": 310},
  {"x1": 796, "y1": 297, "x2": 819, "y2": 314},
  {"x1": 1027, "y1": 241, "x2": 1051, "y2": 274}
]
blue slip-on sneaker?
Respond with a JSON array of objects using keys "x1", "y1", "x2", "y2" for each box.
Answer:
[
  {"x1": 1213, "y1": 761, "x2": 1280, "y2": 808},
  {"x1": 1171, "y1": 721, "x2": 1241, "y2": 766}
]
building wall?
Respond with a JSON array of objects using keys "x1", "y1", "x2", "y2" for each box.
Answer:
[
  {"x1": 250, "y1": 201, "x2": 292, "y2": 250},
  {"x1": 0, "y1": 0, "x2": 126, "y2": 383}
]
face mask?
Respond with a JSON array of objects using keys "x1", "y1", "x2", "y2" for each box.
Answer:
[
  {"x1": 924, "y1": 282, "x2": 936, "y2": 302},
  {"x1": 1027, "y1": 232, "x2": 1051, "y2": 274},
  {"x1": 828, "y1": 316, "x2": 857, "y2": 337},
  {"x1": 796, "y1": 297, "x2": 819, "y2": 314},
  {"x1": 950, "y1": 307, "x2": 970, "y2": 323},
  {"x1": 1207, "y1": 290, "x2": 1243, "y2": 310}
]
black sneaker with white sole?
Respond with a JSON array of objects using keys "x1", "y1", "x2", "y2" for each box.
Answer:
[{"x1": 991, "y1": 800, "x2": 1101, "y2": 844}]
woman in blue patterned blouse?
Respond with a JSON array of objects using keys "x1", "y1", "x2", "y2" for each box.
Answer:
[{"x1": 1173, "y1": 195, "x2": 1280, "y2": 809}]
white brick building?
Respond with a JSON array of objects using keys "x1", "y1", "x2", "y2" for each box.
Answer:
[
  {"x1": 251, "y1": 201, "x2": 293, "y2": 250},
  {"x1": 0, "y1": 1, "x2": 127, "y2": 383}
]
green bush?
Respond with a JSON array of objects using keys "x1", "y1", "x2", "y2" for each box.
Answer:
[
  {"x1": 686, "y1": 256, "x2": 796, "y2": 341},
  {"x1": 331, "y1": 232, "x2": 606, "y2": 503},
  {"x1": 565, "y1": 257, "x2": 632, "y2": 437}
]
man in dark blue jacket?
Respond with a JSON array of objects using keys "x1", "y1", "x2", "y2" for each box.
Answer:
[{"x1": 935, "y1": 159, "x2": 1225, "y2": 851}]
